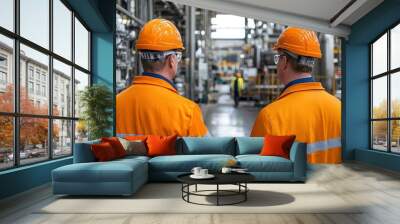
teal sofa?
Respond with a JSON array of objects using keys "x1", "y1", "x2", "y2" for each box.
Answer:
[{"x1": 52, "y1": 137, "x2": 306, "y2": 196}]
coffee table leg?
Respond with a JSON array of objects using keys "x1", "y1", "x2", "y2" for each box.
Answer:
[
  {"x1": 217, "y1": 184, "x2": 219, "y2": 206},
  {"x1": 195, "y1": 184, "x2": 198, "y2": 192},
  {"x1": 245, "y1": 183, "x2": 247, "y2": 201}
]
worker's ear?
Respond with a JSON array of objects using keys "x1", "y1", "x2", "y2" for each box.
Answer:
[
  {"x1": 168, "y1": 54, "x2": 176, "y2": 68},
  {"x1": 282, "y1": 56, "x2": 290, "y2": 71}
]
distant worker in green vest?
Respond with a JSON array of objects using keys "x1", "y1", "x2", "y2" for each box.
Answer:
[{"x1": 231, "y1": 72, "x2": 245, "y2": 107}]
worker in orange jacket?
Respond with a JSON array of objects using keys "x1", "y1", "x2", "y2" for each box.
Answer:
[
  {"x1": 116, "y1": 19, "x2": 208, "y2": 137},
  {"x1": 251, "y1": 27, "x2": 341, "y2": 164}
]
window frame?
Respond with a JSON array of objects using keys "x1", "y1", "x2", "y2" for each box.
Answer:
[
  {"x1": 0, "y1": 0, "x2": 92, "y2": 171},
  {"x1": 370, "y1": 21, "x2": 400, "y2": 154}
]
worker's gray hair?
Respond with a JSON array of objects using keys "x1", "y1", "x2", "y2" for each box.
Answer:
[
  {"x1": 139, "y1": 51, "x2": 169, "y2": 71},
  {"x1": 283, "y1": 50, "x2": 316, "y2": 73}
]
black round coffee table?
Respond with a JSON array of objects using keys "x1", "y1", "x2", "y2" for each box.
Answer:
[{"x1": 177, "y1": 173, "x2": 255, "y2": 206}]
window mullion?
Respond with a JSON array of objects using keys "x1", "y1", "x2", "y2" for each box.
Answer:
[
  {"x1": 71, "y1": 10, "x2": 76, "y2": 155},
  {"x1": 388, "y1": 29, "x2": 391, "y2": 153},
  {"x1": 13, "y1": 0, "x2": 21, "y2": 167},
  {"x1": 49, "y1": 0, "x2": 53, "y2": 160}
]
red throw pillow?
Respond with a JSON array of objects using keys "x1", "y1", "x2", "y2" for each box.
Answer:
[
  {"x1": 91, "y1": 142, "x2": 117, "y2": 161},
  {"x1": 125, "y1": 135, "x2": 148, "y2": 142},
  {"x1": 101, "y1": 137, "x2": 126, "y2": 158},
  {"x1": 146, "y1": 135, "x2": 177, "y2": 157},
  {"x1": 260, "y1": 134, "x2": 296, "y2": 159}
]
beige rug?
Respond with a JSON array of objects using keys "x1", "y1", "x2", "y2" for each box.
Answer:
[{"x1": 38, "y1": 183, "x2": 362, "y2": 214}]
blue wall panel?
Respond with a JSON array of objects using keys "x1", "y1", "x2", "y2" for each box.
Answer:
[
  {"x1": 345, "y1": 0, "x2": 400, "y2": 170},
  {"x1": 0, "y1": 158, "x2": 72, "y2": 199}
]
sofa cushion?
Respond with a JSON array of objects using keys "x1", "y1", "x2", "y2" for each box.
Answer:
[
  {"x1": 53, "y1": 158, "x2": 147, "y2": 183},
  {"x1": 235, "y1": 137, "x2": 263, "y2": 155},
  {"x1": 236, "y1": 155, "x2": 293, "y2": 172},
  {"x1": 121, "y1": 140, "x2": 147, "y2": 156},
  {"x1": 91, "y1": 142, "x2": 118, "y2": 161},
  {"x1": 101, "y1": 137, "x2": 127, "y2": 158},
  {"x1": 149, "y1": 154, "x2": 235, "y2": 172},
  {"x1": 260, "y1": 134, "x2": 296, "y2": 159},
  {"x1": 146, "y1": 135, "x2": 177, "y2": 157},
  {"x1": 179, "y1": 137, "x2": 235, "y2": 155}
]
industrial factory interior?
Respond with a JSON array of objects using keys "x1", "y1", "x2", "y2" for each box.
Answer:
[{"x1": 1, "y1": 0, "x2": 400, "y2": 223}]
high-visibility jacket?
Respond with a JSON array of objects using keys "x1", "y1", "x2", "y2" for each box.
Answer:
[
  {"x1": 251, "y1": 82, "x2": 341, "y2": 164},
  {"x1": 116, "y1": 75, "x2": 208, "y2": 137},
  {"x1": 230, "y1": 77, "x2": 245, "y2": 96}
]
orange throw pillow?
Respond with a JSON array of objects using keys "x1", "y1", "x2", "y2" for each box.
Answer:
[
  {"x1": 91, "y1": 142, "x2": 117, "y2": 161},
  {"x1": 260, "y1": 134, "x2": 296, "y2": 159},
  {"x1": 146, "y1": 135, "x2": 177, "y2": 157},
  {"x1": 101, "y1": 137, "x2": 126, "y2": 158}
]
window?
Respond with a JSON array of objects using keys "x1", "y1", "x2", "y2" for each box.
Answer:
[
  {"x1": 0, "y1": 54, "x2": 7, "y2": 67},
  {"x1": 0, "y1": 0, "x2": 14, "y2": 32},
  {"x1": 0, "y1": 116, "x2": 13, "y2": 170},
  {"x1": 53, "y1": 119, "x2": 72, "y2": 158},
  {"x1": 29, "y1": 67, "x2": 34, "y2": 80},
  {"x1": 42, "y1": 85, "x2": 46, "y2": 97},
  {"x1": 0, "y1": 71, "x2": 6, "y2": 85},
  {"x1": 36, "y1": 83, "x2": 40, "y2": 95},
  {"x1": 53, "y1": 59, "x2": 72, "y2": 117},
  {"x1": 74, "y1": 69, "x2": 89, "y2": 119},
  {"x1": 75, "y1": 18, "x2": 90, "y2": 70},
  {"x1": 35, "y1": 70, "x2": 41, "y2": 81},
  {"x1": 371, "y1": 23, "x2": 400, "y2": 154},
  {"x1": 20, "y1": 0, "x2": 49, "y2": 49},
  {"x1": 28, "y1": 81, "x2": 34, "y2": 94},
  {"x1": 0, "y1": 0, "x2": 91, "y2": 170},
  {"x1": 0, "y1": 35, "x2": 13, "y2": 113},
  {"x1": 53, "y1": 0, "x2": 72, "y2": 60}
]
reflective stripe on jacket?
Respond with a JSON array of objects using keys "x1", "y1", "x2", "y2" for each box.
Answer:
[
  {"x1": 251, "y1": 82, "x2": 341, "y2": 164},
  {"x1": 116, "y1": 75, "x2": 208, "y2": 137}
]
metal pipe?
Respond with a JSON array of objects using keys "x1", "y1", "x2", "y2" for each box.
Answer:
[{"x1": 116, "y1": 4, "x2": 144, "y2": 25}]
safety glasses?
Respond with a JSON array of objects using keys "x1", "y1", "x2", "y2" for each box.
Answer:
[
  {"x1": 273, "y1": 54, "x2": 285, "y2": 65},
  {"x1": 165, "y1": 51, "x2": 182, "y2": 62}
]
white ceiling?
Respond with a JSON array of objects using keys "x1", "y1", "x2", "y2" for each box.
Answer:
[{"x1": 169, "y1": 0, "x2": 384, "y2": 37}]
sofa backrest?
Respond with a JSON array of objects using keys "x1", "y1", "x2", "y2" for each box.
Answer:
[
  {"x1": 178, "y1": 137, "x2": 236, "y2": 155},
  {"x1": 235, "y1": 137, "x2": 264, "y2": 155},
  {"x1": 73, "y1": 139, "x2": 100, "y2": 163}
]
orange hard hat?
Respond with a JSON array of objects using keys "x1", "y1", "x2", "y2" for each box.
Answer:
[
  {"x1": 136, "y1": 18, "x2": 184, "y2": 51},
  {"x1": 273, "y1": 27, "x2": 322, "y2": 58}
]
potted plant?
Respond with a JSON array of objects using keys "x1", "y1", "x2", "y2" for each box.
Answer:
[{"x1": 79, "y1": 84, "x2": 113, "y2": 140}]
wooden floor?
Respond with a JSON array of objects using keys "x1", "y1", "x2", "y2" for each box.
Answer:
[{"x1": 1, "y1": 162, "x2": 400, "y2": 224}]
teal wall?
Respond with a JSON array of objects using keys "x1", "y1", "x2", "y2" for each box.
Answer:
[
  {"x1": 0, "y1": 158, "x2": 72, "y2": 199},
  {"x1": 0, "y1": 0, "x2": 116, "y2": 200},
  {"x1": 344, "y1": 0, "x2": 400, "y2": 170}
]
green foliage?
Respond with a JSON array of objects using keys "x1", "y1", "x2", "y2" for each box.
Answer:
[{"x1": 79, "y1": 84, "x2": 113, "y2": 140}]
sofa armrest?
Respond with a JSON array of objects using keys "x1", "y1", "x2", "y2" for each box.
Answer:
[
  {"x1": 289, "y1": 142, "x2": 307, "y2": 181},
  {"x1": 73, "y1": 140, "x2": 100, "y2": 163}
]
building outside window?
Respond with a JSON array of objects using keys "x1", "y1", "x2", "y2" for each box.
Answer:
[
  {"x1": 0, "y1": 54, "x2": 7, "y2": 88},
  {"x1": 28, "y1": 67, "x2": 34, "y2": 80},
  {"x1": 36, "y1": 83, "x2": 40, "y2": 95},
  {"x1": 41, "y1": 85, "x2": 46, "y2": 97},
  {"x1": 371, "y1": 23, "x2": 400, "y2": 154},
  {"x1": 0, "y1": 0, "x2": 91, "y2": 170},
  {"x1": 28, "y1": 81, "x2": 34, "y2": 94},
  {"x1": 41, "y1": 73, "x2": 46, "y2": 83},
  {"x1": 0, "y1": 54, "x2": 7, "y2": 67}
]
